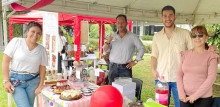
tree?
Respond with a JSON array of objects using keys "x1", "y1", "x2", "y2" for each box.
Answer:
[
  {"x1": 205, "y1": 24, "x2": 220, "y2": 53},
  {"x1": 89, "y1": 24, "x2": 115, "y2": 39}
]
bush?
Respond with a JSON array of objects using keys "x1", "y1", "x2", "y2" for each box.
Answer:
[
  {"x1": 89, "y1": 24, "x2": 114, "y2": 39},
  {"x1": 84, "y1": 39, "x2": 99, "y2": 51},
  {"x1": 89, "y1": 24, "x2": 99, "y2": 39},
  {"x1": 141, "y1": 35, "x2": 153, "y2": 41},
  {"x1": 144, "y1": 43, "x2": 152, "y2": 53}
]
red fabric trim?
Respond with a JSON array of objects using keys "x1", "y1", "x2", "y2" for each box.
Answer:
[
  {"x1": 10, "y1": 0, "x2": 54, "y2": 11},
  {"x1": 9, "y1": 18, "x2": 13, "y2": 40}
]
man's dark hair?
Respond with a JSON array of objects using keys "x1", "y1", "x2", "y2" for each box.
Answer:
[
  {"x1": 116, "y1": 14, "x2": 127, "y2": 22},
  {"x1": 162, "y1": 5, "x2": 175, "y2": 15}
]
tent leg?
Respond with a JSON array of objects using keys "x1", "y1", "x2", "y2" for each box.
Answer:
[
  {"x1": 3, "y1": 6, "x2": 8, "y2": 46},
  {"x1": 0, "y1": 11, "x2": 4, "y2": 52},
  {"x1": 8, "y1": 93, "x2": 12, "y2": 107}
]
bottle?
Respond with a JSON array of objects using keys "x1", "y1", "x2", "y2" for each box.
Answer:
[
  {"x1": 89, "y1": 67, "x2": 96, "y2": 83},
  {"x1": 155, "y1": 76, "x2": 169, "y2": 106}
]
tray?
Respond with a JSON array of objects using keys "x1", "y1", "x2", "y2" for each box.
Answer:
[{"x1": 59, "y1": 94, "x2": 82, "y2": 101}]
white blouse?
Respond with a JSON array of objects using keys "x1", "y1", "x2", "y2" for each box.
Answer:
[{"x1": 4, "y1": 38, "x2": 48, "y2": 73}]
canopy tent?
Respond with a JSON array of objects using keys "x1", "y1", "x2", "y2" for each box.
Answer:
[
  {"x1": 9, "y1": 11, "x2": 132, "y2": 61},
  {"x1": 7, "y1": 0, "x2": 220, "y2": 25}
]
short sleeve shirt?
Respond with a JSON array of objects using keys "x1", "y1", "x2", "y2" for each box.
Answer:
[{"x1": 4, "y1": 38, "x2": 48, "y2": 73}]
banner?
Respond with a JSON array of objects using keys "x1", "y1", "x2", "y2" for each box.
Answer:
[{"x1": 43, "y1": 12, "x2": 58, "y2": 71}]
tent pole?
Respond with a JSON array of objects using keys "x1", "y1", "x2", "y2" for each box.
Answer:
[
  {"x1": 99, "y1": 22, "x2": 102, "y2": 59},
  {"x1": 3, "y1": 6, "x2": 8, "y2": 46},
  {"x1": 0, "y1": 11, "x2": 4, "y2": 52},
  {"x1": 73, "y1": 16, "x2": 81, "y2": 61}
]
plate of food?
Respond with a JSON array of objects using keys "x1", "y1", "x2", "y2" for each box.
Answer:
[{"x1": 59, "y1": 89, "x2": 82, "y2": 101}]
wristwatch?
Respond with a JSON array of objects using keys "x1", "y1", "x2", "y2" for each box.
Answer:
[
  {"x1": 134, "y1": 60, "x2": 138, "y2": 64},
  {"x1": 105, "y1": 42, "x2": 110, "y2": 45},
  {"x1": 3, "y1": 80, "x2": 10, "y2": 84}
]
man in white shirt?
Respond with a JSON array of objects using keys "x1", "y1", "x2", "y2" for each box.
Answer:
[
  {"x1": 104, "y1": 14, "x2": 145, "y2": 85},
  {"x1": 58, "y1": 30, "x2": 67, "y2": 73}
]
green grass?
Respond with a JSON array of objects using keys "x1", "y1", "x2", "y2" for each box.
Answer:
[
  {"x1": 132, "y1": 55, "x2": 155, "y2": 101},
  {"x1": 133, "y1": 55, "x2": 175, "y2": 106}
]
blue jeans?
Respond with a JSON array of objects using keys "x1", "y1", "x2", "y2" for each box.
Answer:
[
  {"x1": 10, "y1": 72, "x2": 40, "y2": 107},
  {"x1": 155, "y1": 80, "x2": 180, "y2": 107},
  {"x1": 108, "y1": 63, "x2": 132, "y2": 85}
]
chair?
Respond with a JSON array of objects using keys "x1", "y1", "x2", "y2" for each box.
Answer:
[
  {"x1": 213, "y1": 97, "x2": 220, "y2": 107},
  {"x1": 132, "y1": 78, "x2": 143, "y2": 101}
]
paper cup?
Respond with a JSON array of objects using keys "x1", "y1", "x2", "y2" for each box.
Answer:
[
  {"x1": 46, "y1": 76, "x2": 52, "y2": 80},
  {"x1": 63, "y1": 73, "x2": 68, "y2": 80},
  {"x1": 57, "y1": 73, "x2": 62, "y2": 80}
]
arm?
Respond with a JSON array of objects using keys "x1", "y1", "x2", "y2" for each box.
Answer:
[
  {"x1": 208, "y1": 45, "x2": 217, "y2": 52},
  {"x1": 151, "y1": 56, "x2": 159, "y2": 79},
  {"x1": 34, "y1": 47, "x2": 48, "y2": 95},
  {"x1": 103, "y1": 42, "x2": 110, "y2": 52},
  {"x1": 126, "y1": 36, "x2": 146, "y2": 69},
  {"x1": 189, "y1": 53, "x2": 218, "y2": 101},
  {"x1": 2, "y1": 38, "x2": 19, "y2": 93},
  {"x1": 134, "y1": 36, "x2": 146, "y2": 61},
  {"x1": 176, "y1": 52, "x2": 187, "y2": 102},
  {"x1": 35, "y1": 65, "x2": 46, "y2": 95},
  {"x1": 103, "y1": 35, "x2": 114, "y2": 52},
  {"x1": 151, "y1": 36, "x2": 159, "y2": 79},
  {"x1": 2, "y1": 54, "x2": 14, "y2": 93}
]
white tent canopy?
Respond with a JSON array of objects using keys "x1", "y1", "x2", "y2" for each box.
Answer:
[{"x1": 8, "y1": 0, "x2": 220, "y2": 25}]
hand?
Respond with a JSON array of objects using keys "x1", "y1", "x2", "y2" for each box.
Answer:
[
  {"x1": 4, "y1": 82, "x2": 15, "y2": 94},
  {"x1": 152, "y1": 70, "x2": 159, "y2": 79},
  {"x1": 126, "y1": 61, "x2": 136, "y2": 69},
  {"x1": 107, "y1": 35, "x2": 115, "y2": 43},
  {"x1": 186, "y1": 97, "x2": 195, "y2": 104},
  {"x1": 179, "y1": 96, "x2": 188, "y2": 103},
  {"x1": 208, "y1": 45, "x2": 217, "y2": 52},
  {"x1": 35, "y1": 86, "x2": 43, "y2": 95}
]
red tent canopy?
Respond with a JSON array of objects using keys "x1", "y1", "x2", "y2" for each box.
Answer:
[{"x1": 9, "y1": 11, "x2": 132, "y2": 60}]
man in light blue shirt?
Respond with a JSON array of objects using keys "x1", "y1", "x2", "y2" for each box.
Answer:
[{"x1": 104, "y1": 14, "x2": 145, "y2": 85}]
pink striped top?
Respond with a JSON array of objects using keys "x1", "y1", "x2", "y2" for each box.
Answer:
[{"x1": 177, "y1": 49, "x2": 219, "y2": 100}]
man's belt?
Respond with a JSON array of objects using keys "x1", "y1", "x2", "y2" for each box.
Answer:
[{"x1": 110, "y1": 63, "x2": 128, "y2": 67}]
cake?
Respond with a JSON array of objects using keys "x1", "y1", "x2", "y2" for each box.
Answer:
[
  {"x1": 60, "y1": 89, "x2": 82, "y2": 100},
  {"x1": 53, "y1": 80, "x2": 70, "y2": 93}
]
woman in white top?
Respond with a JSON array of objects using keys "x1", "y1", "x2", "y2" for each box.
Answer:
[{"x1": 2, "y1": 21, "x2": 48, "y2": 107}]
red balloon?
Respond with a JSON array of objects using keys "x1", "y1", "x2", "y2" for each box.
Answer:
[{"x1": 90, "y1": 85, "x2": 123, "y2": 107}]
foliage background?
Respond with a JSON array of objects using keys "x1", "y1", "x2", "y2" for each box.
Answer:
[{"x1": 205, "y1": 24, "x2": 220, "y2": 53}]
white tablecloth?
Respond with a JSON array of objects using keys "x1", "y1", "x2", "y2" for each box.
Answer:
[{"x1": 38, "y1": 82, "x2": 97, "y2": 107}]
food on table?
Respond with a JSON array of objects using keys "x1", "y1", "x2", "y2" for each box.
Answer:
[
  {"x1": 53, "y1": 80, "x2": 70, "y2": 93},
  {"x1": 45, "y1": 81, "x2": 57, "y2": 85},
  {"x1": 60, "y1": 89, "x2": 82, "y2": 100}
]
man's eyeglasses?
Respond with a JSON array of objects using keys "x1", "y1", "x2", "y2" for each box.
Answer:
[{"x1": 191, "y1": 34, "x2": 204, "y2": 38}]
